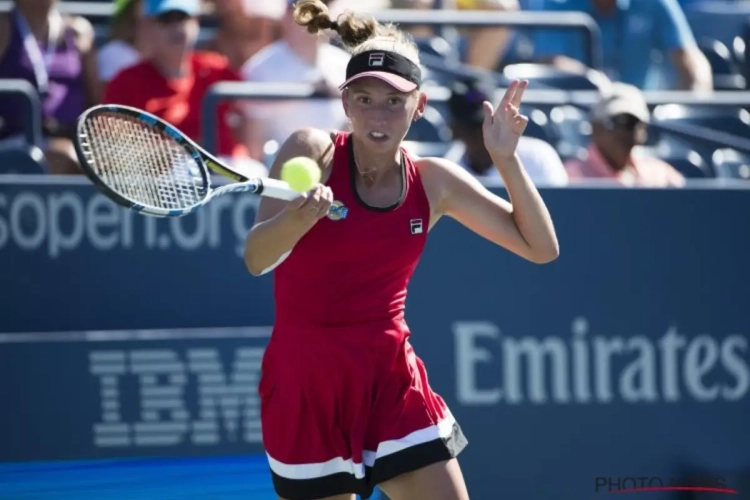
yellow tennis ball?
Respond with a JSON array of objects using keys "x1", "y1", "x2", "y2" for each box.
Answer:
[{"x1": 281, "y1": 157, "x2": 321, "y2": 193}]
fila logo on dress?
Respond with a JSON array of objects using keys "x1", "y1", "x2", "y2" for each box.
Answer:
[{"x1": 410, "y1": 219, "x2": 423, "y2": 235}]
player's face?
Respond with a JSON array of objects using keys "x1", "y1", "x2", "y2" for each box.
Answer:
[
  {"x1": 149, "y1": 10, "x2": 199, "y2": 59},
  {"x1": 343, "y1": 78, "x2": 426, "y2": 153}
]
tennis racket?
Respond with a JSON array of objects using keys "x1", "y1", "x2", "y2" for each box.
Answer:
[{"x1": 74, "y1": 104, "x2": 330, "y2": 218}]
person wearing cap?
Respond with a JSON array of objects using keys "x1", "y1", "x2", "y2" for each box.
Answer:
[
  {"x1": 244, "y1": 2, "x2": 559, "y2": 500},
  {"x1": 103, "y1": 0, "x2": 252, "y2": 160},
  {"x1": 0, "y1": 0, "x2": 100, "y2": 174},
  {"x1": 238, "y1": 0, "x2": 350, "y2": 160},
  {"x1": 446, "y1": 77, "x2": 569, "y2": 186},
  {"x1": 565, "y1": 83, "x2": 685, "y2": 186},
  {"x1": 97, "y1": 0, "x2": 148, "y2": 83}
]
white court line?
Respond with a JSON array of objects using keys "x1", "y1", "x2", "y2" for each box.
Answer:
[{"x1": 0, "y1": 326, "x2": 272, "y2": 344}]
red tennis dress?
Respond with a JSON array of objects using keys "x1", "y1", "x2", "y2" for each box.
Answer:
[{"x1": 259, "y1": 132, "x2": 467, "y2": 500}]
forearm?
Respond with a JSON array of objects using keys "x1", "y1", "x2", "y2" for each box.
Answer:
[
  {"x1": 244, "y1": 209, "x2": 314, "y2": 275},
  {"x1": 465, "y1": 28, "x2": 513, "y2": 70},
  {"x1": 492, "y1": 153, "x2": 559, "y2": 262},
  {"x1": 673, "y1": 48, "x2": 713, "y2": 92}
]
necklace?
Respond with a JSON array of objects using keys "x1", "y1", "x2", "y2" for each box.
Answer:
[{"x1": 351, "y1": 146, "x2": 402, "y2": 181}]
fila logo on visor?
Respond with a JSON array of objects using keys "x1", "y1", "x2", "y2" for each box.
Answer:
[{"x1": 369, "y1": 53, "x2": 385, "y2": 67}]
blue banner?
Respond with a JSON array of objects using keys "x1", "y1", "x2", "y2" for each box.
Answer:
[{"x1": 1, "y1": 176, "x2": 749, "y2": 500}]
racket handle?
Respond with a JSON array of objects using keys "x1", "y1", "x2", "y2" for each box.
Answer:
[{"x1": 260, "y1": 178, "x2": 313, "y2": 201}]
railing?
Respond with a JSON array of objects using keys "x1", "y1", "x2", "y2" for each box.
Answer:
[
  {"x1": 372, "y1": 10, "x2": 602, "y2": 68},
  {"x1": 202, "y1": 83, "x2": 750, "y2": 155},
  {"x1": 0, "y1": 79, "x2": 42, "y2": 146}
]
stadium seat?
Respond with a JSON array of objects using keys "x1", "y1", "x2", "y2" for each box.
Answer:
[
  {"x1": 519, "y1": 106, "x2": 559, "y2": 145},
  {"x1": 700, "y1": 38, "x2": 737, "y2": 75},
  {"x1": 698, "y1": 37, "x2": 745, "y2": 90},
  {"x1": 663, "y1": 151, "x2": 713, "y2": 178},
  {"x1": 0, "y1": 145, "x2": 46, "y2": 174},
  {"x1": 405, "y1": 105, "x2": 452, "y2": 143},
  {"x1": 502, "y1": 63, "x2": 605, "y2": 90},
  {"x1": 419, "y1": 52, "x2": 508, "y2": 88},
  {"x1": 733, "y1": 35, "x2": 745, "y2": 68},
  {"x1": 712, "y1": 148, "x2": 750, "y2": 180},
  {"x1": 652, "y1": 104, "x2": 750, "y2": 138},
  {"x1": 420, "y1": 66, "x2": 459, "y2": 88},
  {"x1": 414, "y1": 35, "x2": 453, "y2": 59},
  {"x1": 548, "y1": 105, "x2": 591, "y2": 158}
]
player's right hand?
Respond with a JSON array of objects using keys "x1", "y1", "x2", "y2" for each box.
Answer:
[{"x1": 286, "y1": 184, "x2": 333, "y2": 221}]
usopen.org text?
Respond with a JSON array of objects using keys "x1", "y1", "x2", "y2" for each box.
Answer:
[{"x1": 0, "y1": 189, "x2": 258, "y2": 258}]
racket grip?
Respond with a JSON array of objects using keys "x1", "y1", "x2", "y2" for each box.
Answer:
[{"x1": 260, "y1": 178, "x2": 314, "y2": 201}]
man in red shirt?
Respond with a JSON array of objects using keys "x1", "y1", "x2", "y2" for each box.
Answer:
[{"x1": 103, "y1": 0, "x2": 250, "y2": 159}]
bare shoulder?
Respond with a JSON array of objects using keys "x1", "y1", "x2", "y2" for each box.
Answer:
[
  {"x1": 415, "y1": 156, "x2": 484, "y2": 216},
  {"x1": 67, "y1": 15, "x2": 95, "y2": 52},
  {"x1": 280, "y1": 127, "x2": 335, "y2": 163},
  {"x1": 268, "y1": 128, "x2": 336, "y2": 179}
]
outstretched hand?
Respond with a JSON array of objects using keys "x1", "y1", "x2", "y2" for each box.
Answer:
[{"x1": 482, "y1": 79, "x2": 530, "y2": 160}]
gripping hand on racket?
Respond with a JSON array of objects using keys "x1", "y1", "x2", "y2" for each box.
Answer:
[{"x1": 286, "y1": 184, "x2": 334, "y2": 222}]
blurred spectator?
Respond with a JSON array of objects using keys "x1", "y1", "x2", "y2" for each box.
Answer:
[
  {"x1": 453, "y1": 0, "x2": 521, "y2": 71},
  {"x1": 239, "y1": 0, "x2": 349, "y2": 160},
  {"x1": 104, "y1": 0, "x2": 251, "y2": 160},
  {"x1": 390, "y1": 0, "x2": 520, "y2": 71},
  {"x1": 565, "y1": 83, "x2": 685, "y2": 186},
  {"x1": 203, "y1": 0, "x2": 285, "y2": 70},
  {"x1": 98, "y1": 0, "x2": 149, "y2": 84},
  {"x1": 0, "y1": 0, "x2": 100, "y2": 174},
  {"x1": 530, "y1": 0, "x2": 713, "y2": 91},
  {"x1": 445, "y1": 77, "x2": 569, "y2": 185}
]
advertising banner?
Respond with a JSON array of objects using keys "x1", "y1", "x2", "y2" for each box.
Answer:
[{"x1": 2, "y1": 177, "x2": 749, "y2": 500}]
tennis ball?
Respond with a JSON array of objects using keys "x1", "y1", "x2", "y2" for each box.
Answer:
[{"x1": 281, "y1": 157, "x2": 321, "y2": 193}]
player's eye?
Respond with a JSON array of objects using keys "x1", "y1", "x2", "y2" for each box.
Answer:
[
  {"x1": 357, "y1": 96, "x2": 371, "y2": 104},
  {"x1": 388, "y1": 97, "x2": 403, "y2": 106}
]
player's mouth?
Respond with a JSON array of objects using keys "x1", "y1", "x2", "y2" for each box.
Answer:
[{"x1": 367, "y1": 131, "x2": 389, "y2": 143}]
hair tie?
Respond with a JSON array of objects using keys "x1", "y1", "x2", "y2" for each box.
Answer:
[{"x1": 329, "y1": 20, "x2": 339, "y2": 31}]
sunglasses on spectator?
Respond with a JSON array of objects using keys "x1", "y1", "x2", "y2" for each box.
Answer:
[
  {"x1": 155, "y1": 10, "x2": 192, "y2": 23},
  {"x1": 609, "y1": 114, "x2": 644, "y2": 130}
]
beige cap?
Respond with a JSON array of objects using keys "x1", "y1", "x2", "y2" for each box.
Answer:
[{"x1": 590, "y1": 82, "x2": 650, "y2": 124}]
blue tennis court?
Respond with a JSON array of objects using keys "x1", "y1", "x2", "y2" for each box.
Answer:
[{"x1": 0, "y1": 455, "x2": 277, "y2": 500}]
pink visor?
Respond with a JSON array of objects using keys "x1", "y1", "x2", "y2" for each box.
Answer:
[{"x1": 338, "y1": 71, "x2": 419, "y2": 93}]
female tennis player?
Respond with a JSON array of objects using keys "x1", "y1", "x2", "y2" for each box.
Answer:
[{"x1": 244, "y1": 1, "x2": 559, "y2": 499}]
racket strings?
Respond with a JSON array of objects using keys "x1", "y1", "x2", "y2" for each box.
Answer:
[{"x1": 79, "y1": 112, "x2": 207, "y2": 210}]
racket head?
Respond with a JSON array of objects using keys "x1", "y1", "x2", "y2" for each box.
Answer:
[{"x1": 74, "y1": 104, "x2": 211, "y2": 217}]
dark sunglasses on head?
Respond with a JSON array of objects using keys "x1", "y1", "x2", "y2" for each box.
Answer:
[
  {"x1": 155, "y1": 10, "x2": 191, "y2": 24},
  {"x1": 609, "y1": 114, "x2": 644, "y2": 130}
]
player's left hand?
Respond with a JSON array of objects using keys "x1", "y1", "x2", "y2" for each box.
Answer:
[{"x1": 482, "y1": 79, "x2": 529, "y2": 159}]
